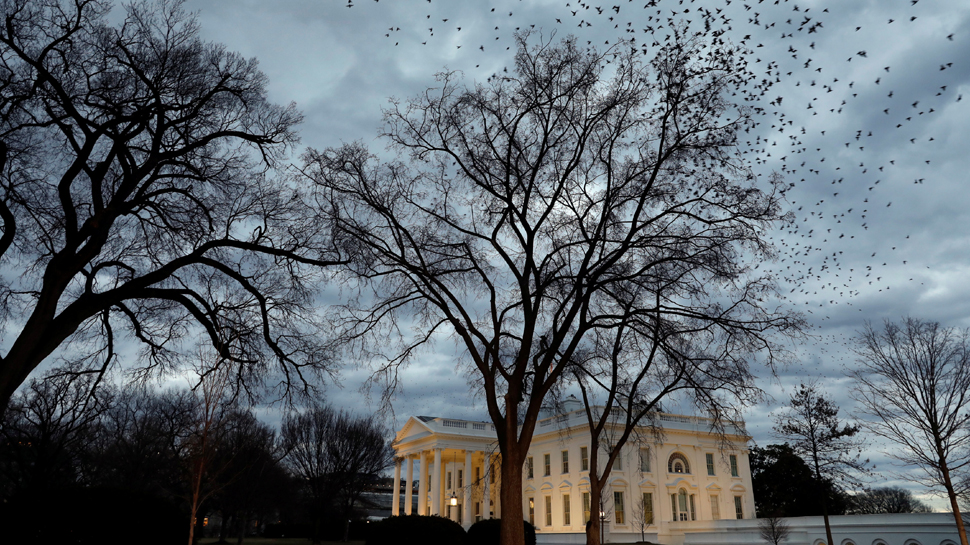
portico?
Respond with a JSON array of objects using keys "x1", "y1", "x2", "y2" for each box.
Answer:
[{"x1": 391, "y1": 416, "x2": 502, "y2": 528}]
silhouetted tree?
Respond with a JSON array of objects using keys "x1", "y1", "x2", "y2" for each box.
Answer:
[
  {"x1": 758, "y1": 514, "x2": 791, "y2": 545},
  {"x1": 774, "y1": 384, "x2": 868, "y2": 545},
  {"x1": 307, "y1": 28, "x2": 801, "y2": 545},
  {"x1": 848, "y1": 487, "x2": 931, "y2": 514},
  {"x1": 0, "y1": 369, "x2": 112, "y2": 498},
  {"x1": 853, "y1": 318, "x2": 970, "y2": 545},
  {"x1": 750, "y1": 444, "x2": 848, "y2": 518},
  {"x1": 280, "y1": 405, "x2": 392, "y2": 543},
  {"x1": 0, "y1": 0, "x2": 344, "y2": 415}
]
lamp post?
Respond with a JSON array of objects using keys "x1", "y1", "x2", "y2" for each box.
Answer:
[{"x1": 600, "y1": 510, "x2": 606, "y2": 544}]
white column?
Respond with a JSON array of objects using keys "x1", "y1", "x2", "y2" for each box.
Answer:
[
  {"x1": 432, "y1": 448, "x2": 442, "y2": 516},
  {"x1": 483, "y1": 453, "x2": 491, "y2": 518},
  {"x1": 392, "y1": 458, "x2": 402, "y2": 516},
  {"x1": 463, "y1": 450, "x2": 473, "y2": 526},
  {"x1": 418, "y1": 451, "x2": 429, "y2": 516},
  {"x1": 404, "y1": 456, "x2": 414, "y2": 515}
]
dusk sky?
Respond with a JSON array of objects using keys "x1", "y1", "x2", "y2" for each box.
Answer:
[{"x1": 145, "y1": 0, "x2": 970, "y2": 508}]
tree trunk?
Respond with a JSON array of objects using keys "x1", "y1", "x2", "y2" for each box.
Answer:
[
  {"x1": 218, "y1": 513, "x2": 230, "y2": 543},
  {"x1": 236, "y1": 512, "x2": 247, "y2": 545},
  {"x1": 586, "y1": 450, "x2": 603, "y2": 545},
  {"x1": 940, "y1": 463, "x2": 969, "y2": 545},
  {"x1": 499, "y1": 443, "x2": 525, "y2": 545}
]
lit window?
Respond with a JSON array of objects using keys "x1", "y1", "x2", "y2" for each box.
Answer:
[
  {"x1": 730, "y1": 455, "x2": 739, "y2": 477},
  {"x1": 545, "y1": 495, "x2": 553, "y2": 526},
  {"x1": 563, "y1": 494, "x2": 571, "y2": 526},
  {"x1": 640, "y1": 448, "x2": 651, "y2": 472},
  {"x1": 544, "y1": 453, "x2": 551, "y2": 476},
  {"x1": 583, "y1": 492, "x2": 591, "y2": 523},
  {"x1": 562, "y1": 450, "x2": 569, "y2": 473},
  {"x1": 614, "y1": 491, "x2": 625, "y2": 524},
  {"x1": 528, "y1": 497, "x2": 535, "y2": 524},
  {"x1": 642, "y1": 493, "x2": 654, "y2": 525},
  {"x1": 734, "y1": 496, "x2": 744, "y2": 519},
  {"x1": 710, "y1": 495, "x2": 720, "y2": 520},
  {"x1": 706, "y1": 453, "x2": 715, "y2": 476},
  {"x1": 667, "y1": 453, "x2": 690, "y2": 474},
  {"x1": 581, "y1": 446, "x2": 589, "y2": 471}
]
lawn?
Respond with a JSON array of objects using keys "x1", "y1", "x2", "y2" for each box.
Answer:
[{"x1": 199, "y1": 537, "x2": 364, "y2": 545}]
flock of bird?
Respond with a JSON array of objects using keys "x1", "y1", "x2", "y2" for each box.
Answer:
[{"x1": 336, "y1": 0, "x2": 966, "y2": 372}]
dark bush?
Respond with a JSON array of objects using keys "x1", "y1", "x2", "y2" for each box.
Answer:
[
  {"x1": 366, "y1": 514, "x2": 466, "y2": 545},
  {"x1": 466, "y1": 518, "x2": 536, "y2": 545},
  {"x1": 0, "y1": 486, "x2": 185, "y2": 545}
]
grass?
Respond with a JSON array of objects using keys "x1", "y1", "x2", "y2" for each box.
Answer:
[{"x1": 198, "y1": 539, "x2": 365, "y2": 545}]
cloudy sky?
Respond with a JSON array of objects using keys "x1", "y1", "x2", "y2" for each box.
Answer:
[{"x1": 172, "y1": 0, "x2": 970, "y2": 508}]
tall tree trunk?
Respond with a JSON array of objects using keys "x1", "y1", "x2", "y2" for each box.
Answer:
[
  {"x1": 586, "y1": 449, "x2": 603, "y2": 545},
  {"x1": 941, "y1": 463, "x2": 969, "y2": 545},
  {"x1": 499, "y1": 441, "x2": 525, "y2": 545}
]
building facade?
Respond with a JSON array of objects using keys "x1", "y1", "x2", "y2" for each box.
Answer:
[{"x1": 390, "y1": 396, "x2": 754, "y2": 543}]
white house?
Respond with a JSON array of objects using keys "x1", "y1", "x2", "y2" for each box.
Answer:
[
  {"x1": 390, "y1": 396, "x2": 964, "y2": 545},
  {"x1": 390, "y1": 395, "x2": 754, "y2": 543}
]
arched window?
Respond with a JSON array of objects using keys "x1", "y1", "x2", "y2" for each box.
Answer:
[
  {"x1": 667, "y1": 453, "x2": 690, "y2": 474},
  {"x1": 670, "y1": 488, "x2": 695, "y2": 521}
]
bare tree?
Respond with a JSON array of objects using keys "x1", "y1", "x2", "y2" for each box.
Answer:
[
  {"x1": 629, "y1": 488, "x2": 654, "y2": 544},
  {"x1": 0, "y1": 368, "x2": 113, "y2": 497},
  {"x1": 852, "y1": 318, "x2": 970, "y2": 545},
  {"x1": 307, "y1": 28, "x2": 800, "y2": 545},
  {"x1": 774, "y1": 383, "x2": 869, "y2": 545},
  {"x1": 0, "y1": 0, "x2": 344, "y2": 414},
  {"x1": 848, "y1": 486, "x2": 932, "y2": 514},
  {"x1": 758, "y1": 514, "x2": 791, "y2": 545},
  {"x1": 280, "y1": 404, "x2": 392, "y2": 544}
]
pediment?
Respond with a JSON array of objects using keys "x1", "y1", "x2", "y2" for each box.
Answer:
[
  {"x1": 559, "y1": 480, "x2": 573, "y2": 489},
  {"x1": 730, "y1": 483, "x2": 746, "y2": 492},
  {"x1": 524, "y1": 484, "x2": 536, "y2": 493},
  {"x1": 540, "y1": 482, "x2": 554, "y2": 492},
  {"x1": 705, "y1": 482, "x2": 721, "y2": 491},
  {"x1": 638, "y1": 479, "x2": 656, "y2": 488},
  {"x1": 610, "y1": 477, "x2": 629, "y2": 488},
  {"x1": 666, "y1": 477, "x2": 698, "y2": 490},
  {"x1": 395, "y1": 416, "x2": 435, "y2": 445}
]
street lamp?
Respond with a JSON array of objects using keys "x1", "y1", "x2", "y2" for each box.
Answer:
[{"x1": 599, "y1": 510, "x2": 606, "y2": 544}]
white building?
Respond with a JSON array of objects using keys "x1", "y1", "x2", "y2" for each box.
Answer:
[
  {"x1": 390, "y1": 396, "x2": 964, "y2": 545},
  {"x1": 390, "y1": 395, "x2": 754, "y2": 543}
]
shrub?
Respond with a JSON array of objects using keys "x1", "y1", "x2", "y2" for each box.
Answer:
[
  {"x1": 366, "y1": 514, "x2": 466, "y2": 545},
  {"x1": 466, "y1": 518, "x2": 536, "y2": 545}
]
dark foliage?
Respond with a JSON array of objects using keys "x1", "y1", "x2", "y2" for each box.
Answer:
[
  {"x1": 365, "y1": 514, "x2": 466, "y2": 545},
  {"x1": 466, "y1": 518, "x2": 536, "y2": 545},
  {"x1": 848, "y1": 486, "x2": 932, "y2": 514},
  {"x1": 0, "y1": 485, "x2": 185, "y2": 545},
  {"x1": 750, "y1": 443, "x2": 849, "y2": 518}
]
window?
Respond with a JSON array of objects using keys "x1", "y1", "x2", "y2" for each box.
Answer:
[
  {"x1": 562, "y1": 450, "x2": 569, "y2": 473},
  {"x1": 640, "y1": 448, "x2": 651, "y2": 472},
  {"x1": 730, "y1": 454, "x2": 739, "y2": 477},
  {"x1": 475, "y1": 502, "x2": 481, "y2": 522},
  {"x1": 459, "y1": 469, "x2": 465, "y2": 488},
  {"x1": 563, "y1": 494, "x2": 572, "y2": 526},
  {"x1": 668, "y1": 453, "x2": 690, "y2": 474},
  {"x1": 544, "y1": 453, "x2": 551, "y2": 476},
  {"x1": 734, "y1": 496, "x2": 743, "y2": 519},
  {"x1": 677, "y1": 489, "x2": 689, "y2": 521},
  {"x1": 583, "y1": 492, "x2": 591, "y2": 523},
  {"x1": 490, "y1": 461, "x2": 495, "y2": 484},
  {"x1": 710, "y1": 495, "x2": 720, "y2": 520},
  {"x1": 581, "y1": 446, "x2": 589, "y2": 471},
  {"x1": 528, "y1": 497, "x2": 535, "y2": 524},
  {"x1": 614, "y1": 491, "x2": 625, "y2": 524},
  {"x1": 447, "y1": 471, "x2": 452, "y2": 489},
  {"x1": 545, "y1": 495, "x2": 553, "y2": 526},
  {"x1": 475, "y1": 466, "x2": 481, "y2": 483},
  {"x1": 527, "y1": 457, "x2": 534, "y2": 479},
  {"x1": 706, "y1": 453, "x2": 716, "y2": 476},
  {"x1": 615, "y1": 449, "x2": 623, "y2": 470},
  {"x1": 689, "y1": 494, "x2": 696, "y2": 521},
  {"x1": 642, "y1": 492, "x2": 654, "y2": 525}
]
